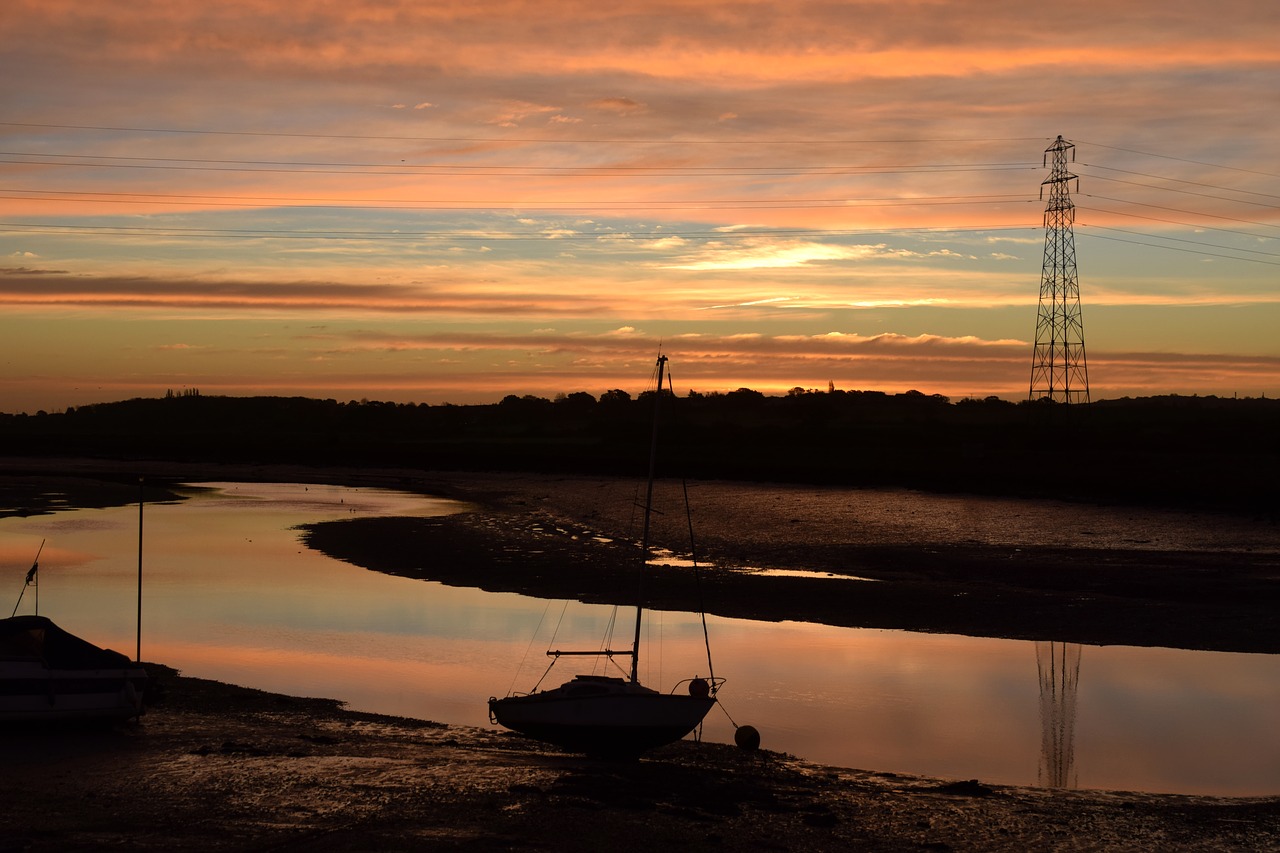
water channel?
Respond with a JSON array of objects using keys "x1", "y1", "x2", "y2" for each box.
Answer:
[{"x1": 2, "y1": 481, "x2": 1277, "y2": 797}]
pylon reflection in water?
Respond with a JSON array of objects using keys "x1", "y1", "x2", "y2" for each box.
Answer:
[{"x1": 1036, "y1": 641, "x2": 1082, "y2": 788}]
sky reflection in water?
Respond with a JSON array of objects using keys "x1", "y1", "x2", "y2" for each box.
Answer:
[{"x1": 2, "y1": 482, "x2": 1278, "y2": 797}]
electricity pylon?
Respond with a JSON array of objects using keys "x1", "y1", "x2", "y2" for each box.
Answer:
[{"x1": 1029, "y1": 136, "x2": 1090, "y2": 403}]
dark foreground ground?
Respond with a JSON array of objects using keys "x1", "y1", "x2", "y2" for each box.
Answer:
[
  {"x1": 3, "y1": 665, "x2": 1278, "y2": 852},
  {"x1": 3, "y1": 460, "x2": 1280, "y2": 849}
]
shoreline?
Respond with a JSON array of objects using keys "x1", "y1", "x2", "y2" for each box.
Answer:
[
  {"x1": 3, "y1": 666, "x2": 1277, "y2": 851},
  {"x1": 5, "y1": 458, "x2": 1280, "y2": 654},
  {"x1": 3, "y1": 460, "x2": 1279, "y2": 847},
  {"x1": 303, "y1": 469, "x2": 1280, "y2": 655}
]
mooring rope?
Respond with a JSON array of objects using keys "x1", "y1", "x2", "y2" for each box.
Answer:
[{"x1": 681, "y1": 478, "x2": 717, "y2": 691}]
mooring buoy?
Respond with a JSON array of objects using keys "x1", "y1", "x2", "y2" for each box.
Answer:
[{"x1": 735, "y1": 724, "x2": 761, "y2": 751}]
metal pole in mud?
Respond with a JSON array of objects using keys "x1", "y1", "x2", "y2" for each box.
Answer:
[{"x1": 137, "y1": 477, "x2": 143, "y2": 663}]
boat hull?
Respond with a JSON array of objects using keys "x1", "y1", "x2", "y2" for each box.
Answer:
[
  {"x1": 0, "y1": 615, "x2": 148, "y2": 723},
  {"x1": 489, "y1": 675, "x2": 715, "y2": 756},
  {"x1": 0, "y1": 661, "x2": 148, "y2": 722}
]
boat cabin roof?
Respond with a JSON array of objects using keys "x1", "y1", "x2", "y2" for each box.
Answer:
[{"x1": 0, "y1": 615, "x2": 136, "y2": 669}]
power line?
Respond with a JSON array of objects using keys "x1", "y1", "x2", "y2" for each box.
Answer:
[
  {"x1": 0, "y1": 150, "x2": 1037, "y2": 177},
  {"x1": 3, "y1": 126, "x2": 1274, "y2": 268},
  {"x1": 1077, "y1": 201, "x2": 1279, "y2": 241},
  {"x1": 6, "y1": 211, "x2": 1273, "y2": 267},
  {"x1": 1079, "y1": 174, "x2": 1280, "y2": 212},
  {"x1": 7, "y1": 216, "x2": 1276, "y2": 268},
  {"x1": 0, "y1": 220, "x2": 1038, "y2": 242},
  {"x1": 1082, "y1": 194, "x2": 1280, "y2": 232},
  {"x1": 0, "y1": 156, "x2": 1037, "y2": 181},
  {"x1": 1079, "y1": 227, "x2": 1280, "y2": 267},
  {"x1": 0, "y1": 121, "x2": 1046, "y2": 147},
  {"x1": 0, "y1": 189, "x2": 1035, "y2": 212},
  {"x1": 0, "y1": 186, "x2": 1029, "y2": 207},
  {"x1": 1076, "y1": 139, "x2": 1280, "y2": 180},
  {"x1": 1077, "y1": 162, "x2": 1280, "y2": 203},
  {"x1": 1082, "y1": 224, "x2": 1280, "y2": 260}
]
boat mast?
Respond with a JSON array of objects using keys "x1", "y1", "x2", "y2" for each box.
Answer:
[{"x1": 630, "y1": 354, "x2": 666, "y2": 683}]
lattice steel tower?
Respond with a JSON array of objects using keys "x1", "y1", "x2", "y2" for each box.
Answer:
[{"x1": 1029, "y1": 136, "x2": 1090, "y2": 403}]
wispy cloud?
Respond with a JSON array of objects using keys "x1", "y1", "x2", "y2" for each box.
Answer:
[
  {"x1": 1, "y1": 0, "x2": 1277, "y2": 411},
  {"x1": 664, "y1": 240, "x2": 897, "y2": 271}
]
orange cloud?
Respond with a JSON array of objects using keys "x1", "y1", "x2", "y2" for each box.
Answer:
[
  {"x1": 3, "y1": 0, "x2": 1276, "y2": 414},
  {"x1": 588, "y1": 97, "x2": 647, "y2": 115},
  {"x1": 11, "y1": 1, "x2": 1271, "y2": 83}
]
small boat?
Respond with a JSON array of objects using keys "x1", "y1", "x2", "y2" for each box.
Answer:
[
  {"x1": 488, "y1": 354, "x2": 721, "y2": 756},
  {"x1": 0, "y1": 615, "x2": 148, "y2": 723}
]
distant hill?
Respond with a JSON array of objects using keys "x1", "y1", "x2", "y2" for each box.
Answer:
[{"x1": 3, "y1": 389, "x2": 1277, "y2": 513}]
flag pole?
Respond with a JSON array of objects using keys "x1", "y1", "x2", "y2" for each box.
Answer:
[{"x1": 10, "y1": 539, "x2": 43, "y2": 618}]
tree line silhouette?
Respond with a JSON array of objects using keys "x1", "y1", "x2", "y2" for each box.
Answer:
[{"x1": 3, "y1": 388, "x2": 1277, "y2": 513}]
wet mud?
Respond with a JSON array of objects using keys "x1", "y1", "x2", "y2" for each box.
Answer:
[{"x1": 4, "y1": 665, "x2": 1278, "y2": 851}]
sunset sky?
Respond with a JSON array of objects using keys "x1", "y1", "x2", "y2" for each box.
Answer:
[{"x1": 3, "y1": 0, "x2": 1278, "y2": 413}]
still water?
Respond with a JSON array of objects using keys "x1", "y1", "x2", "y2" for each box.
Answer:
[{"x1": 3, "y1": 481, "x2": 1277, "y2": 797}]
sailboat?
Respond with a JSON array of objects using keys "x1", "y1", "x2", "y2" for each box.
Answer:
[
  {"x1": 2, "y1": 490, "x2": 149, "y2": 723},
  {"x1": 488, "y1": 354, "x2": 721, "y2": 755}
]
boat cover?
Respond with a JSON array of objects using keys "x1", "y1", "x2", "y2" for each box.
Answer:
[{"x1": 0, "y1": 615, "x2": 135, "y2": 669}]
